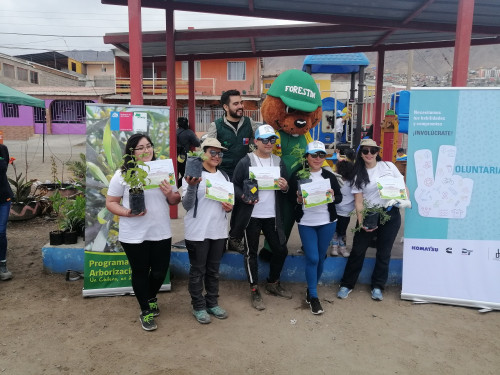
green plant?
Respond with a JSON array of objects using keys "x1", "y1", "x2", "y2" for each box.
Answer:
[
  {"x1": 351, "y1": 199, "x2": 391, "y2": 232},
  {"x1": 66, "y1": 153, "x2": 86, "y2": 189},
  {"x1": 290, "y1": 144, "x2": 311, "y2": 180},
  {"x1": 49, "y1": 190, "x2": 68, "y2": 230},
  {"x1": 122, "y1": 152, "x2": 150, "y2": 193},
  {"x1": 60, "y1": 195, "x2": 85, "y2": 232},
  {"x1": 7, "y1": 161, "x2": 37, "y2": 204},
  {"x1": 187, "y1": 150, "x2": 208, "y2": 160}
]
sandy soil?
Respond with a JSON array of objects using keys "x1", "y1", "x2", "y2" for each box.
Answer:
[{"x1": 0, "y1": 216, "x2": 499, "y2": 375}]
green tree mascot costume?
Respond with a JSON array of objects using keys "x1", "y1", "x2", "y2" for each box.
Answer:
[{"x1": 260, "y1": 69, "x2": 323, "y2": 259}]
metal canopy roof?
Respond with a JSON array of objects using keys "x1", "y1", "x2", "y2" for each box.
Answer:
[
  {"x1": 303, "y1": 53, "x2": 370, "y2": 74},
  {"x1": 102, "y1": 0, "x2": 500, "y2": 60}
]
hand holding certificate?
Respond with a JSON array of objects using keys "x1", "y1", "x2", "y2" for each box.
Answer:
[
  {"x1": 143, "y1": 159, "x2": 176, "y2": 189},
  {"x1": 249, "y1": 166, "x2": 281, "y2": 190},
  {"x1": 205, "y1": 178, "x2": 235, "y2": 204},
  {"x1": 376, "y1": 175, "x2": 408, "y2": 200},
  {"x1": 300, "y1": 179, "x2": 333, "y2": 208}
]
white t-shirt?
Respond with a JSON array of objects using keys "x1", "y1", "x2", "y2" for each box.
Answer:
[
  {"x1": 107, "y1": 170, "x2": 175, "y2": 243},
  {"x1": 251, "y1": 154, "x2": 276, "y2": 219},
  {"x1": 182, "y1": 170, "x2": 229, "y2": 241},
  {"x1": 299, "y1": 170, "x2": 331, "y2": 227},
  {"x1": 351, "y1": 162, "x2": 403, "y2": 207},
  {"x1": 335, "y1": 117, "x2": 344, "y2": 133},
  {"x1": 336, "y1": 180, "x2": 355, "y2": 217}
]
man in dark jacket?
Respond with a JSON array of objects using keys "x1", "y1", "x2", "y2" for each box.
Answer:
[
  {"x1": 207, "y1": 90, "x2": 258, "y2": 180},
  {"x1": 176, "y1": 117, "x2": 200, "y2": 187},
  {"x1": 230, "y1": 125, "x2": 291, "y2": 310}
]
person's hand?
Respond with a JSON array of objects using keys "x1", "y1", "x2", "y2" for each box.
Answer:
[
  {"x1": 124, "y1": 208, "x2": 147, "y2": 217},
  {"x1": 278, "y1": 177, "x2": 288, "y2": 191},
  {"x1": 296, "y1": 191, "x2": 303, "y2": 204},
  {"x1": 184, "y1": 176, "x2": 202, "y2": 186},
  {"x1": 221, "y1": 202, "x2": 233, "y2": 212},
  {"x1": 242, "y1": 194, "x2": 259, "y2": 205},
  {"x1": 159, "y1": 179, "x2": 173, "y2": 196}
]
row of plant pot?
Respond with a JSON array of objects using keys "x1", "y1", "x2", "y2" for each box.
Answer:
[{"x1": 49, "y1": 227, "x2": 85, "y2": 246}]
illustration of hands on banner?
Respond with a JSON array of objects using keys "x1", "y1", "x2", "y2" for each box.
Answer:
[{"x1": 414, "y1": 145, "x2": 473, "y2": 218}]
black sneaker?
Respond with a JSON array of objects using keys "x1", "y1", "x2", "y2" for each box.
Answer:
[
  {"x1": 305, "y1": 289, "x2": 311, "y2": 304},
  {"x1": 251, "y1": 287, "x2": 266, "y2": 310},
  {"x1": 309, "y1": 297, "x2": 324, "y2": 315},
  {"x1": 140, "y1": 310, "x2": 157, "y2": 331},
  {"x1": 228, "y1": 237, "x2": 245, "y2": 253},
  {"x1": 148, "y1": 298, "x2": 160, "y2": 317}
]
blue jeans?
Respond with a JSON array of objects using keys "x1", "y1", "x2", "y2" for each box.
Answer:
[
  {"x1": 0, "y1": 201, "x2": 11, "y2": 261},
  {"x1": 298, "y1": 221, "x2": 336, "y2": 298}
]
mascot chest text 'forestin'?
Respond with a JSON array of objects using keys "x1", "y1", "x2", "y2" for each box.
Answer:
[{"x1": 260, "y1": 69, "x2": 322, "y2": 254}]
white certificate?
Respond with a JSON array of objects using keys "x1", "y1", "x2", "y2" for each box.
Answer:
[
  {"x1": 376, "y1": 175, "x2": 408, "y2": 200},
  {"x1": 300, "y1": 179, "x2": 333, "y2": 208},
  {"x1": 143, "y1": 159, "x2": 176, "y2": 189},
  {"x1": 205, "y1": 178, "x2": 235, "y2": 204},
  {"x1": 249, "y1": 166, "x2": 280, "y2": 190}
]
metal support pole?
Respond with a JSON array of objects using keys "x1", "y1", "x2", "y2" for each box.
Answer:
[{"x1": 128, "y1": 0, "x2": 143, "y2": 105}]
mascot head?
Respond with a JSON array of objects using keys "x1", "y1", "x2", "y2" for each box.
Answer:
[{"x1": 262, "y1": 69, "x2": 322, "y2": 136}]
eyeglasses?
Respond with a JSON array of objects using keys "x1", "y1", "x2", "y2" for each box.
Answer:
[
  {"x1": 361, "y1": 147, "x2": 379, "y2": 155},
  {"x1": 309, "y1": 152, "x2": 327, "y2": 159},
  {"x1": 134, "y1": 144, "x2": 153, "y2": 152},
  {"x1": 258, "y1": 138, "x2": 277, "y2": 145},
  {"x1": 208, "y1": 150, "x2": 224, "y2": 158}
]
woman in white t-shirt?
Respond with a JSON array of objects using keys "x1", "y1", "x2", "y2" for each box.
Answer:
[
  {"x1": 182, "y1": 138, "x2": 233, "y2": 324},
  {"x1": 337, "y1": 139, "x2": 409, "y2": 302},
  {"x1": 106, "y1": 134, "x2": 181, "y2": 331},
  {"x1": 290, "y1": 141, "x2": 342, "y2": 315}
]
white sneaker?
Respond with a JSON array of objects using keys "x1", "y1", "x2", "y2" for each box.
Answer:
[
  {"x1": 331, "y1": 245, "x2": 339, "y2": 256},
  {"x1": 339, "y1": 246, "x2": 350, "y2": 257}
]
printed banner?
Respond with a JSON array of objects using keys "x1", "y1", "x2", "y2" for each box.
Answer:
[
  {"x1": 83, "y1": 104, "x2": 171, "y2": 297},
  {"x1": 402, "y1": 88, "x2": 500, "y2": 310}
]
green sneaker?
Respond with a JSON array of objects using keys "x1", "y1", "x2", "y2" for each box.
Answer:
[
  {"x1": 207, "y1": 305, "x2": 228, "y2": 319},
  {"x1": 192, "y1": 309, "x2": 211, "y2": 324},
  {"x1": 148, "y1": 298, "x2": 160, "y2": 317},
  {"x1": 139, "y1": 310, "x2": 157, "y2": 331}
]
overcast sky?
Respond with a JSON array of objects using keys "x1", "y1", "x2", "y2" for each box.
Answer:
[{"x1": 0, "y1": 0, "x2": 298, "y2": 56}]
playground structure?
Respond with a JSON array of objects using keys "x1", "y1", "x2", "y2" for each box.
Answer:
[{"x1": 302, "y1": 53, "x2": 409, "y2": 161}]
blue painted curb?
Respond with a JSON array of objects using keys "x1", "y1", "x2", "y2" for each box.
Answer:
[
  {"x1": 42, "y1": 246, "x2": 85, "y2": 274},
  {"x1": 170, "y1": 250, "x2": 402, "y2": 286},
  {"x1": 41, "y1": 246, "x2": 403, "y2": 286}
]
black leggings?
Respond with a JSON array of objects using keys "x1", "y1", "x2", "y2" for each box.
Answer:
[{"x1": 121, "y1": 239, "x2": 171, "y2": 311}]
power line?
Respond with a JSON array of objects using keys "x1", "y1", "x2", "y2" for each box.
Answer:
[{"x1": 0, "y1": 32, "x2": 104, "y2": 38}]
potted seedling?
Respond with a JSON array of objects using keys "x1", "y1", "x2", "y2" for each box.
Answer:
[
  {"x1": 351, "y1": 199, "x2": 391, "y2": 232},
  {"x1": 290, "y1": 144, "x2": 312, "y2": 196},
  {"x1": 185, "y1": 150, "x2": 207, "y2": 179},
  {"x1": 242, "y1": 171, "x2": 259, "y2": 203},
  {"x1": 48, "y1": 190, "x2": 67, "y2": 245},
  {"x1": 7, "y1": 158, "x2": 43, "y2": 221},
  {"x1": 40, "y1": 156, "x2": 78, "y2": 198},
  {"x1": 122, "y1": 152, "x2": 150, "y2": 215}
]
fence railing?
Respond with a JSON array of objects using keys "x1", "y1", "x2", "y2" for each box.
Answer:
[
  {"x1": 175, "y1": 109, "x2": 261, "y2": 132},
  {"x1": 115, "y1": 77, "x2": 217, "y2": 96}
]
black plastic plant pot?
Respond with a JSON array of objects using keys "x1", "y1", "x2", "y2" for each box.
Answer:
[
  {"x1": 242, "y1": 179, "x2": 259, "y2": 203},
  {"x1": 63, "y1": 231, "x2": 78, "y2": 245},
  {"x1": 297, "y1": 178, "x2": 312, "y2": 196},
  {"x1": 49, "y1": 230, "x2": 64, "y2": 246},
  {"x1": 129, "y1": 190, "x2": 146, "y2": 215},
  {"x1": 185, "y1": 157, "x2": 203, "y2": 179},
  {"x1": 363, "y1": 212, "x2": 380, "y2": 229}
]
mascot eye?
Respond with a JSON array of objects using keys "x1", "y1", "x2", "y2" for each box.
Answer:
[{"x1": 285, "y1": 106, "x2": 297, "y2": 114}]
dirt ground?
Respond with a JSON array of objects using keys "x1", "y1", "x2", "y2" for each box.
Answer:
[{"x1": 0, "y1": 215, "x2": 499, "y2": 375}]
